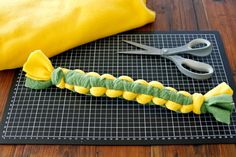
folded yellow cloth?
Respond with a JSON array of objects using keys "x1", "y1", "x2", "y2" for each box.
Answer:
[{"x1": 0, "y1": 0, "x2": 155, "y2": 70}]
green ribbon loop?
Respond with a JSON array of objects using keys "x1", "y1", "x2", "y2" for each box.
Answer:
[
  {"x1": 201, "y1": 94, "x2": 234, "y2": 124},
  {"x1": 51, "y1": 68, "x2": 64, "y2": 85}
]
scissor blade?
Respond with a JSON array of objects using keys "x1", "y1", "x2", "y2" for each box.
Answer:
[
  {"x1": 117, "y1": 50, "x2": 161, "y2": 55},
  {"x1": 123, "y1": 40, "x2": 160, "y2": 51}
]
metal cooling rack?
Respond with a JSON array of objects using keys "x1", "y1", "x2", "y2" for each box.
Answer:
[{"x1": 0, "y1": 31, "x2": 235, "y2": 145}]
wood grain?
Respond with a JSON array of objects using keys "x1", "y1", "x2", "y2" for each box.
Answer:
[
  {"x1": 0, "y1": 0, "x2": 236, "y2": 156},
  {"x1": 202, "y1": 0, "x2": 236, "y2": 82}
]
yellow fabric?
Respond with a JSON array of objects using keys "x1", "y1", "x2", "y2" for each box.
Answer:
[
  {"x1": 192, "y1": 93, "x2": 204, "y2": 114},
  {"x1": 178, "y1": 91, "x2": 191, "y2": 97},
  {"x1": 61, "y1": 68, "x2": 70, "y2": 74},
  {"x1": 86, "y1": 72, "x2": 100, "y2": 78},
  {"x1": 75, "y1": 86, "x2": 89, "y2": 94},
  {"x1": 152, "y1": 97, "x2": 167, "y2": 106},
  {"x1": 136, "y1": 94, "x2": 153, "y2": 104},
  {"x1": 23, "y1": 50, "x2": 54, "y2": 80},
  {"x1": 90, "y1": 87, "x2": 107, "y2": 97},
  {"x1": 119, "y1": 76, "x2": 134, "y2": 82},
  {"x1": 56, "y1": 68, "x2": 71, "y2": 89},
  {"x1": 149, "y1": 81, "x2": 164, "y2": 89},
  {"x1": 27, "y1": 66, "x2": 230, "y2": 113},
  {"x1": 20, "y1": 49, "x2": 216, "y2": 114},
  {"x1": 135, "y1": 79, "x2": 148, "y2": 85},
  {"x1": 0, "y1": 0, "x2": 155, "y2": 70},
  {"x1": 22, "y1": 51, "x2": 234, "y2": 117},
  {"x1": 165, "y1": 101, "x2": 182, "y2": 111},
  {"x1": 74, "y1": 69, "x2": 89, "y2": 94},
  {"x1": 74, "y1": 69, "x2": 97, "y2": 95},
  {"x1": 123, "y1": 92, "x2": 138, "y2": 101},
  {"x1": 178, "y1": 91, "x2": 193, "y2": 113},
  {"x1": 65, "y1": 83, "x2": 74, "y2": 91},
  {"x1": 204, "y1": 82, "x2": 234, "y2": 99},
  {"x1": 135, "y1": 80, "x2": 153, "y2": 104},
  {"x1": 164, "y1": 87, "x2": 182, "y2": 111},
  {"x1": 165, "y1": 87, "x2": 177, "y2": 92},
  {"x1": 56, "y1": 79, "x2": 65, "y2": 89},
  {"x1": 149, "y1": 81, "x2": 167, "y2": 105},
  {"x1": 180, "y1": 105, "x2": 193, "y2": 113},
  {"x1": 119, "y1": 76, "x2": 137, "y2": 100},
  {"x1": 87, "y1": 72, "x2": 108, "y2": 96},
  {"x1": 101, "y1": 74, "x2": 116, "y2": 80},
  {"x1": 74, "y1": 69, "x2": 85, "y2": 74},
  {"x1": 101, "y1": 74, "x2": 123, "y2": 98}
]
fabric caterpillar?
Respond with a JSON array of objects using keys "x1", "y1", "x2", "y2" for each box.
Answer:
[{"x1": 23, "y1": 50, "x2": 234, "y2": 124}]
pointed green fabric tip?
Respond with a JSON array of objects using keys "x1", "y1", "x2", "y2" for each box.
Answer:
[
  {"x1": 202, "y1": 94, "x2": 234, "y2": 124},
  {"x1": 207, "y1": 106, "x2": 231, "y2": 124},
  {"x1": 25, "y1": 77, "x2": 52, "y2": 89}
]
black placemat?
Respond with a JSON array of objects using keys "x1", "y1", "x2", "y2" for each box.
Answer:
[{"x1": 0, "y1": 31, "x2": 235, "y2": 145}]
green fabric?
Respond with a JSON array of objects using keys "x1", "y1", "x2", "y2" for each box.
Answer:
[
  {"x1": 25, "y1": 77, "x2": 52, "y2": 89},
  {"x1": 112, "y1": 79, "x2": 125, "y2": 90},
  {"x1": 51, "y1": 68, "x2": 64, "y2": 85},
  {"x1": 65, "y1": 70, "x2": 192, "y2": 105},
  {"x1": 104, "y1": 79, "x2": 114, "y2": 89},
  {"x1": 201, "y1": 94, "x2": 234, "y2": 124},
  {"x1": 24, "y1": 68, "x2": 235, "y2": 124},
  {"x1": 65, "y1": 70, "x2": 80, "y2": 85},
  {"x1": 51, "y1": 68, "x2": 193, "y2": 105},
  {"x1": 132, "y1": 82, "x2": 146, "y2": 94}
]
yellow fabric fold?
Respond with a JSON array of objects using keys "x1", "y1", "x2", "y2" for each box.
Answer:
[
  {"x1": 23, "y1": 50, "x2": 54, "y2": 80},
  {"x1": 204, "y1": 82, "x2": 233, "y2": 99},
  {"x1": 192, "y1": 93, "x2": 204, "y2": 114},
  {"x1": 0, "y1": 0, "x2": 155, "y2": 70}
]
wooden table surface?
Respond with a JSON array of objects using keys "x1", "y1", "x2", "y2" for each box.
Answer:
[{"x1": 0, "y1": 0, "x2": 236, "y2": 156}]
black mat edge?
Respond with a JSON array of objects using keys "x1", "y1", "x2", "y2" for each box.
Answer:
[{"x1": 0, "y1": 31, "x2": 235, "y2": 145}]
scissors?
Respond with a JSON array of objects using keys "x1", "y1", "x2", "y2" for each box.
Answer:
[{"x1": 118, "y1": 38, "x2": 214, "y2": 80}]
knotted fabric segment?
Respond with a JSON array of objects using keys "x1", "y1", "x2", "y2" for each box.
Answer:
[
  {"x1": 50, "y1": 68, "x2": 193, "y2": 105},
  {"x1": 201, "y1": 94, "x2": 234, "y2": 124},
  {"x1": 22, "y1": 51, "x2": 234, "y2": 124}
]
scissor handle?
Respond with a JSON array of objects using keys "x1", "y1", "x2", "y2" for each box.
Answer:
[
  {"x1": 163, "y1": 38, "x2": 212, "y2": 57},
  {"x1": 166, "y1": 55, "x2": 214, "y2": 80}
]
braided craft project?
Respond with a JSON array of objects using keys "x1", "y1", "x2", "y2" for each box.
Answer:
[{"x1": 23, "y1": 50, "x2": 234, "y2": 124}]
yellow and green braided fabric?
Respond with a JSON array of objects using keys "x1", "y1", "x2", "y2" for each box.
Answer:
[{"x1": 23, "y1": 50, "x2": 234, "y2": 124}]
